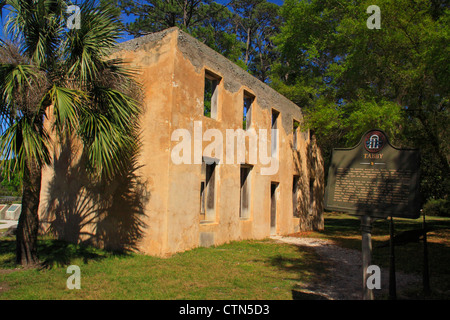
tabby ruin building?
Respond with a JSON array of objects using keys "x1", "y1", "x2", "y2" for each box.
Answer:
[{"x1": 38, "y1": 27, "x2": 324, "y2": 256}]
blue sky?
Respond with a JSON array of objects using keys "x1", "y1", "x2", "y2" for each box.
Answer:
[{"x1": 0, "y1": 0, "x2": 285, "y2": 43}]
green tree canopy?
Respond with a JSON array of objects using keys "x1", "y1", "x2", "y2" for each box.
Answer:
[
  {"x1": 118, "y1": 0, "x2": 282, "y2": 80},
  {"x1": 272, "y1": 0, "x2": 449, "y2": 200}
]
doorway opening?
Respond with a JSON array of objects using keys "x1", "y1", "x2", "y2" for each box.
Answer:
[{"x1": 270, "y1": 182, "x2": 279, "y2": 235}]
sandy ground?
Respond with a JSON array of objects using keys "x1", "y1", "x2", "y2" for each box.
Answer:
[{"x1": 271, "y1": 235, "x2": 421, "y2": 300}]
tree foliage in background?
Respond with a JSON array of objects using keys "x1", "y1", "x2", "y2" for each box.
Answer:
[
  {"x1": 117, "y1": 0, "x2": 244, "y2": 68},
  {"x1": 0, "y1": 0, "x2": 141, "y2": 266},
  {"x1": 0, "y1": 160, "x2": 21, "y2": 197},
  {"x1": 117, "y1": 0, "x2": 281, "y2": 81},
  {"x1": 230, "y1": 0, "x2": 281, "y2": 82},
  {"x1": 118, "y1": 0, "x2": 448, "y2": 201},
  {"x1": 271, "y1": 0, "x2": 449, "y2": 201}
]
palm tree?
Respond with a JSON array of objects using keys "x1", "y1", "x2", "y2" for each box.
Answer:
[{"x1": 0, "y1": 0, "x2": 141, "y2": 266}]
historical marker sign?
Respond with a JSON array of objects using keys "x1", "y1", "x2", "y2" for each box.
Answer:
[{"x1": 325, "y1": 129, "x2": 421, "y2": 219}]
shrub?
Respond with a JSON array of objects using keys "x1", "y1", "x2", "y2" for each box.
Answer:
[{"x1": 423, "y1": 198, "x2": 450, "y2": 217}]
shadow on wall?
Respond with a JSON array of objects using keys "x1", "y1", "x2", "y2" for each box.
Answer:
[
  {"x1": 292, "y1": 133, "x2": 325, "y2": 231},
  {"x1": 40, "y1": 137, "x2": 149, "y2": 253}
]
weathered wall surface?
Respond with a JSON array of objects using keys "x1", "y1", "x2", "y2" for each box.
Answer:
[
  {"x1": 38, "y1": 29, "x2": 179, "y2": 255},
  {"x1": 163, "y1": 29, "x2": 324, "y2": 254},
  {"x1": 110, "y1": 29, "x2": 179, "y2": 255},
  {"x1": 38, "y1": 27, "x2": 324, "y2": 257}
]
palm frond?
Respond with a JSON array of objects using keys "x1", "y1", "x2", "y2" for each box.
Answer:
[
  {"x1": 0, "y1": 61, "x2": 47, "y2": 118},
  {"x1": 0, "y1": 114, "x2": 50, "y2": 178},
  {"x1": 90, "y1": 86, "x2": 140, "y2": 131},
  {"x1": 78, "y1": 109, "x2": 138, "y2": 180},
  {"x1": 0, "y1": 0, "x2": 143, "y2": 183},
  {"x1": 5, "y1": 0, "x2": 67, "y2": 67},
  {"x1": 46, "y1": 84, "x2": 87, "y2": 134},
  {"x1": 65, "y1": 0, "x2": 123, "y2": 85}
]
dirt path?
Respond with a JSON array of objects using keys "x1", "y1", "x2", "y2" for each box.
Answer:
[{"x1": 271, "y1": 236, "x2": 421, "y2": 300}]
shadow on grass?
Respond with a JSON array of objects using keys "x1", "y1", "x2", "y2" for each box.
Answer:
[
  {"x1": 269, "y1": 214, "x2": 450, "y2": 300},
  {"x1": 269, "y1": 245, "x2": 333, "y2": 300},
  {"x1": 321, "y1": 217, "x2": 362, "y2": 234},
  {"x1": 291, "y1": 289, "x2": 329, "y2": 300},
  {"x1": 38, "y1": 239, "x2": 109, "y2": 269},
  {"x1": 323, "y1": 215, "x2": 450, "y2": 236},
  {"x1": 0, "y1": 237, "x2": 16, "y2": 269},
  {"x1": 0, "y1": 236, "x2": 127, "y2": 269},
  {"x1": 317, "y1": 214, "x2": 450, "y2": 299}
]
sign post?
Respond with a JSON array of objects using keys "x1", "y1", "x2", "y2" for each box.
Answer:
[
  {"x1": 422, "y1": 210, "x2": 431, "y2": 295},
  {"x1": 389, "y1": 216, "x2": 397, "y2": 300},
  {"x1": 361, "y1": 215, "x2": 373, "y2": 300},
  {"x1": 325, "y1": 129, "x2": 421, "y2": 300}
]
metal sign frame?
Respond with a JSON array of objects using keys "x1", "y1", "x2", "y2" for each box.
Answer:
[
  {"x1": 324, "y1": 129, "x2": 422, "y2": 299},
  {"x1": 324, "y1": 129, "x2": 422, "y2": 219}
]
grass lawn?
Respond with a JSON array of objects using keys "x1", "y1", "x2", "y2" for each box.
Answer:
[
  {"x1": 0, "y1": 236, "x2": 328, "y2": 300},
  {"x1": 1, "y1": 212, "x2": 449, "y2": 300}
]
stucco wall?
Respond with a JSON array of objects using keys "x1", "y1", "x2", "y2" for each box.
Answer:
[{"x1": 38, "y1": 27, "x2": 324, "y2": 257}]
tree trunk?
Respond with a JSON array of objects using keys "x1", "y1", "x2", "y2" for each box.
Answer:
[
  {"x1": 183, "y1": 0, "x2": 187, "y2": 27},
  {"x1": 245, "y1": 27, "x2": 251, "y2": 65},
  {"x1": 16, "y1": 159, "x2": 42, "y2": 266},
  {"x1": 259, "y1": 50, "x2": 265, "y2": 82}
]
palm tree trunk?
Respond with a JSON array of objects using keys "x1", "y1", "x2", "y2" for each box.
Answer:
[{"x1": 16, "y1": 158, "x2": 42, "y2": 266}]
